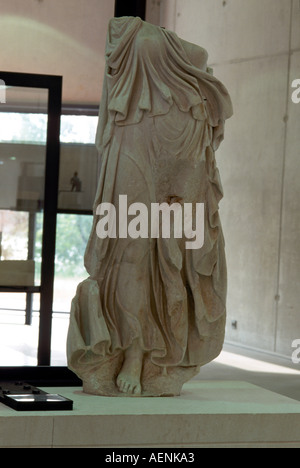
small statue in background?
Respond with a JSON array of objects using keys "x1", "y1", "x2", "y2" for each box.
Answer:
[
  {"x1": 70, "y1": 172, "x2": 81, "y2": 192},
  {"x1": 67, "y1": 17, "x2": 233, "y2": 397}
]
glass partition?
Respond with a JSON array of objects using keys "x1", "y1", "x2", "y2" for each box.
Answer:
[
  {"x1": 58, "y1": 115, "x2": 98, "y2": 212},
  {"x1": 0, "y1": 81, "x2": 99, "y2": 368},
  {"x1": 0, "y1": 72, "x2": 61, "y2": 367},
  {"x1": 0, "y1": 88, "x2": 48, "y2": 289},
  {"x1": 52, "y1": 114, "x2": 98, "y2": 366}
]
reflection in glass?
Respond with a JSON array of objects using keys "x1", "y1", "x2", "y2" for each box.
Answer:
[
  {"x1": 0, "y1": 85, "x2": 98, "y2": 365},
  {"x1": 58, "y1": 115, "x2": 98, "y2": 212},
  {"x1": 0, "y1": 86, "x2": 48, "y2": 366},
  {"x1": 51, "y1": 213, "x2": 93, "y2": 366}
]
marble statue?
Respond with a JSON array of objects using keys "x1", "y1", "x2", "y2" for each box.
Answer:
[{"x1": 67, "y1": 17, "x2": 233, "y2": 397}]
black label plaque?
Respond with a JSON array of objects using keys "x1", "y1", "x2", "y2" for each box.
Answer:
[{"x1": 0, "y1": 382, "x2": 73, "y2": 411}]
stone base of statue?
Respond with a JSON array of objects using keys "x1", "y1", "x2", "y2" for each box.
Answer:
[{"x1": 2, "y1": 381, "x2": 300, "y2": 447}]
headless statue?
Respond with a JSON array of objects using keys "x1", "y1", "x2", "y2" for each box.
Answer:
[{"x1": 67, "y1": 17, "x2": 233, "y2": 397}]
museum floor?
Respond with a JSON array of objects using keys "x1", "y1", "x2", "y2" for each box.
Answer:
[{"x1": 198, "y1": 343, "x2": 300, "y2": 402}]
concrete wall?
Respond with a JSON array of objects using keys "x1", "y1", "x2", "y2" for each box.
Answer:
[{"x1": 150, "y1": 0, "x2": 300, "y2": 357}]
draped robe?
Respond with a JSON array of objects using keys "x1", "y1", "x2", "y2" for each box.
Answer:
[{"x1": 67, "y1": 17, "x2": 233, "y2": 396}]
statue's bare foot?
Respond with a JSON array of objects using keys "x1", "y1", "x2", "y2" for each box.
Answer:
[{"x1": 117, "y1": 340, "x2": 143, "y2": 395}]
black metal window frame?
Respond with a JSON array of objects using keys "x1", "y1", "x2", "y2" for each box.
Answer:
[{"x1": 0, "y1": 71, "x2": 79, "y2": 383}]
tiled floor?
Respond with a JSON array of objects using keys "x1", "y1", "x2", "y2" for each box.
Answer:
[{"x1": 0, "y1": 309, "x2": 299, "y2": 401}]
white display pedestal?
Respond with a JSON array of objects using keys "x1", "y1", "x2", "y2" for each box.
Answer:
[{"x1": 1, "y1": 381, "x2": 300, "y2": 448}]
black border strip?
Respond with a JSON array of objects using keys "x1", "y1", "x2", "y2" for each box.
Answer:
[
  {"x1": 114, "y1": 0, "x2": 146, "y2": 20},
  {"x1": 0, "y1": 366, "x2": 82, "y2": 387}
]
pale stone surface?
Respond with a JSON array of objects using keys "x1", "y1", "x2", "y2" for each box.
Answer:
[
  {"x1": 213, "y1": 56, "x2": 288, "y2": 350},
  {"x1": 174, "y1": 0, "x2": 292, "y2": 64},
  {"x1": 67, "y1": 17, "x2": 233, "y2": 397},
  {"x1": 291, "y1": 0, "x2": 300, "y2": 51},
  {"x1": 276, "y1": 50, "x2": 300, "y2": 355},
  {"x1": 0, "y1": 415, "x2": 53, "y2": 448},
  {"x1": 1, "y1": 382, "x2": 300, "y2": 448}
]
